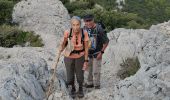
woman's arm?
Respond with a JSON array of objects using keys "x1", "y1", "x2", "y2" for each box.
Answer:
[
  {"x1": 60, "y1": 37, "x2": 68, "y2": 52},
  {"x1": 60, "y1": 30, "x2": 69, "y2": 52}
]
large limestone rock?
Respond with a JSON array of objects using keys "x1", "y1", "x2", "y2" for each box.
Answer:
[
  {"x1": 83, "y1": 21, "x2": 170, "y2": 100},
  {"x1": 0, "y1": 0, "x2": 71, "y2": 99},
  {"x1": 0, "y1": 47, "x2": 49, "y2": 100},
  {"x1": 12, "y1": 0, "x2": 70, "y2": 49},
  {"x1": 112, "y1": 22, "x2": 170, "y2": 99}
]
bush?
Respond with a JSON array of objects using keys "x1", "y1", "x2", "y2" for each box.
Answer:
[
  {"x1": 0, "y1": 0, "x2": 13, "y2": 24},
  {"x1": 123, "y1": 0, "x2": 170, "y2": 26},
  {"x1": 0, "y1": 25, "x2": 44, "y2": 47},
  {"x1": 63, "y1": 0, "x2": 170, "y2": 30},
  {"x1": 73, "y1": 8, "x2": 147, "y2": 31},
  {"x1": 117, "y1": 57, "x2": 140, "y2": 79},
  {"x1": 60, "y1": 0, "x2": 69, "y2": 4},
  {"x1": 93, "y1": 0, "x2": 116, "y2": 10},
  {"x1": 65, "y1": 1, "x2": 94, "y2": 14},
  {"x1": 0, "y1": 0, "x2": 21, "y2": 25}
]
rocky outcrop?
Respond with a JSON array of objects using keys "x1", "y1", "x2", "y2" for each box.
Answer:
[
  {"x1": 12, "y1": 0, "x2": 70, "y2": 49},
  {"x1": 83, "y1": 20, "x2": 170, "y2": 100},
  {"x1": 113, "y1": 21, "x2": 170, "y2": 100},
  {"x1": 0, "y1": 0, "x2": 71, "y2": 99},
  {"x1": 0, "y1": 47, "x2": 49, "y2": 100}
]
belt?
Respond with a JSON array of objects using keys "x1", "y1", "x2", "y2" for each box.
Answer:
[{"x1": 71, "y1": 49, "x2": 84, "y2": 54}]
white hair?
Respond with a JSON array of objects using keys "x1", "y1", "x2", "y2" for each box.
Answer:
[{"x1": 71, "y1": 16, "x2": 81, "y2": 24}]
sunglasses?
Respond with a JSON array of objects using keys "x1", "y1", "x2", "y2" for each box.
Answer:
[{"x1": 76, "y1": 35, "x2": 78, "y2": 45}]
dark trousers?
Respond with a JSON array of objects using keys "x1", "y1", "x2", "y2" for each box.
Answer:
[{"x1": 64, "y1": 56, "x2": 84, "y2": 87}]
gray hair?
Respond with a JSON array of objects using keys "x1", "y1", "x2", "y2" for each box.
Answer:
[{"x1": 71, "y1": 16, "x2": 81, "y2": 24}]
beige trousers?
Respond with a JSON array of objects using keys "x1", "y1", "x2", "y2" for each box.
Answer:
[{"x1": 86, "y1": 58, "x2": 102, "y2": 86}]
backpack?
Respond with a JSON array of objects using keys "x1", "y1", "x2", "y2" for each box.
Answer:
[
  {"x1": 98, "y1": 21, "x2": 107, "y2": 33},
  {"x1": 98, "y1": 21, "x2": 106, "y2": 29}
]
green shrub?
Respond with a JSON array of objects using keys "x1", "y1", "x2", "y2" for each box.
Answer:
[
  {"x1": 0, "y1": 25, "x2": 44, "y2": 47},
  {"x1": 0, "y1": 0, "x2": 13, "y2": 24},
  {"x1": 63, "y1": 0, "x2": 170, "y2": 30},
  {"x1": 60, "y1": 0, "x2": 69, "y2": 4},
  {"x1": 117, "y1": 57, "x2": 140, "y2": 79},
  {"x1": 93, "y1": 0, "x2": 116, "y2": 10},
  {"x1": 0, "y1": 0, "x2": 21, "y2": 24},
  {"x1": 65, "y1": 1, "x2": 94, "y2": 13},
  {"x1": 123, "y1": 0, "x2": 170, "y2": 26},
  {"x1": 73, "y1": 8, "x2": 147, "y2": 31}
]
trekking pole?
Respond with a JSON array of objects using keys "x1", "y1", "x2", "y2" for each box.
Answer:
[{"x1": 46, "y1": 49, "x2": 62, "y2": 99}]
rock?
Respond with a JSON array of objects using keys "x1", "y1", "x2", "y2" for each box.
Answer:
[
  {"x1": 84, "y1": 21, "x2": 170, "y2": 100},
  {"x1": 12, "y1": 0, "x2": 70, "y2": 49},
  {"x1": 0, "y1": 0, "x2": 71, "y2": 99},
  {"x1": 0, "y1": 47, "x2": 49, "y2": 100},
  {"x1": 112, "y1": 22, "x2": 170, "y2": 100}
]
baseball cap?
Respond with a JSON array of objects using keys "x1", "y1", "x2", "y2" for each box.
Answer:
[{"x1": 83, "y1": 14, "x2": 94, "y2": 21}]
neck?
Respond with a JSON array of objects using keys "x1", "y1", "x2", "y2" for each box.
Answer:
[
  {"x1": 73, "y1": 30, "x2": 80, "y2": 35},
  {"x1": 92, "y1": 23, "x2": 96, "y2": 28}
]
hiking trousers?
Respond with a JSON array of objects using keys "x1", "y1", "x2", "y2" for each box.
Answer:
[
  {"x1": 64, "y1": 56, "x2": 84, "y2": 87},
  {"x1": 86, "y1": 57, "x2": 102, "y2": 86}
]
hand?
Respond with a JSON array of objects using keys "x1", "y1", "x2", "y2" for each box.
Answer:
[
  {"x1": 51, "y1": 63, "x2": 57, "y2": 69},
  {"x1": 96, "y1": 52, "x2": 102, "y2": 60},
  {"x1": 59, "y1": 47, "x2": 63, "y2": 52},
  {"x1": 82, "y1": 62, "x2": 88, "y2": 71}
]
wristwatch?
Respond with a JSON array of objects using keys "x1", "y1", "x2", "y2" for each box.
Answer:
[{"x1": 101, "y1": 50, "x2": 104, "y2": 54}]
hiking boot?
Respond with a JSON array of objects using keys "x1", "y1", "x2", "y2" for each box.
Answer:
[
  {"x1": 77, "y1": 87, "x2": 84, "y2": 98},
  {"x1": 94, "y1": 85, "x2": 100, "y2": 89},
  {"x1": 70, "y1": 86, "x2": 76, "y2": 98},
  {"x1": 84, "y1": 83, "x2": 94, "y2": 88}
]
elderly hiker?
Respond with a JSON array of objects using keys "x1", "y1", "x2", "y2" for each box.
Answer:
[
  {"x1": 55, "y1": 16, "x2": 89, "y2": 98},
  {"x1": 83, "y1": 14, "x2": 109, "y2": 89}
]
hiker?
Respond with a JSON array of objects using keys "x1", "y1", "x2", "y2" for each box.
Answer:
[
  {"x1": 83, "y1": 14, "x2": 109, "y2": 89},
  {"x1": 58, "y1": 16, "x2": 89, "y2": 98}
]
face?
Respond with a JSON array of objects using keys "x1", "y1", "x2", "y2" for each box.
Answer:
[
  {"x1": 84, "y1": 19, "x2": 94, "y2": 29},
  {"x1": 71, "y1": 19, "x2": 81, "y2": 33}
]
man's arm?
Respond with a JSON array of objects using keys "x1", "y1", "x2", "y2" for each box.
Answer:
[
  {"x1": 101, "y1": 41, "x2": 109, "y2": 53},
  {"x1": 99, "y1": 24, "x2": 109, "y2": 53},
  {"x1": 84, "y1": 41, "x2": 89, "y2": 60},
  {"x1": 96, "y1": 25, "x2": 109, "y2": 60}
]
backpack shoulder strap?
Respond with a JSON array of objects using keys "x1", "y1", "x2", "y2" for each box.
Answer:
[
  {"x1": 69, "y1": 28, "x2": 72, "y2": 40},
  {"x1": 69, "y1": 28, "x2": 84, "y2": 43},
  {"x1": 95, "y1": 23, "x2": 105, "y2": 35},
  {"x1": 94, "y1": 24, "x2": 100, "y2": 35},
  {"x1": 81, "y1": 28, "x2": 84, "y2": 43}
]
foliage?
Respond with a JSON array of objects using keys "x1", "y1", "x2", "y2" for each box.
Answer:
[
  {"x1": 73, "y1": 8, "x2": 148, "y2": 31},
  {"x1": 123, "y1": 0, "x2": 170, "y2": 25},
  {"x1": 65, "y1": 1, "x2": 94, "y2": 14},
  {"x1": 61, "y1": 0, "x2": 170, "y2": 30},
  {"x1": 0, "y1": 25, "x2": 44, "y2": 47},
  {"x1": 0, "y1": 0, "x2": 20, "y2": 25},
  {"x1": 117, "y1": 57, "x2": 140, "y2": 79}
]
